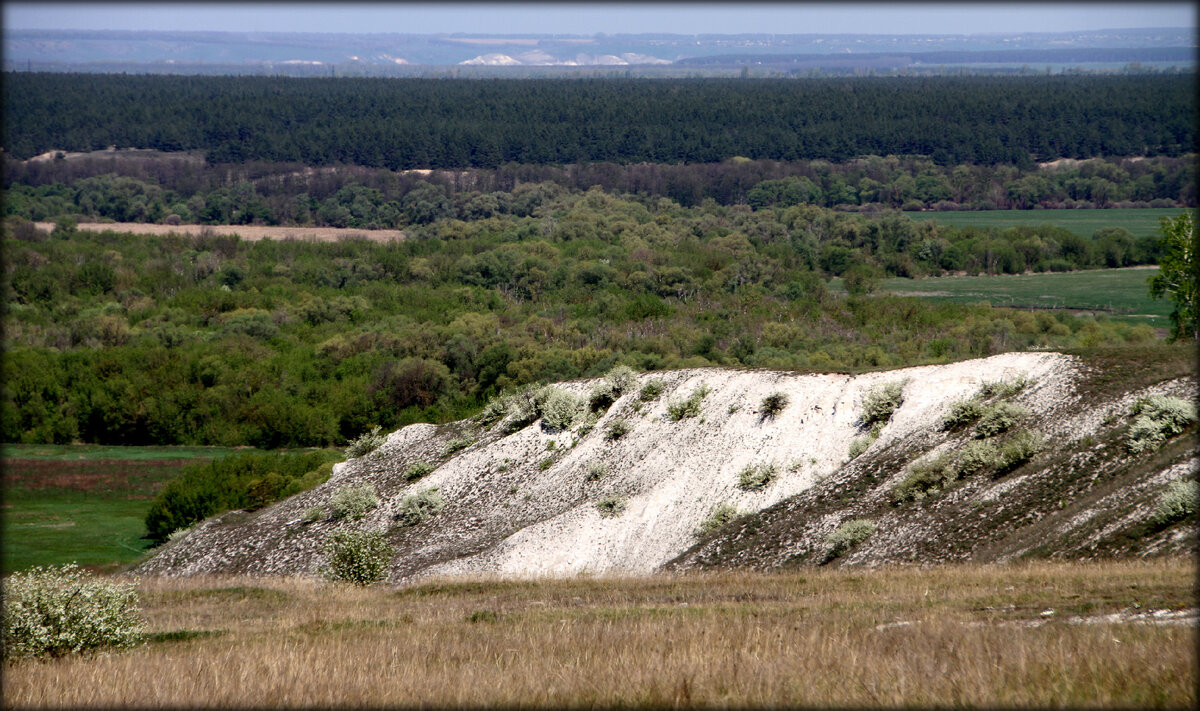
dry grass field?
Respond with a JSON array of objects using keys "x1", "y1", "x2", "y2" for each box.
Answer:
[
  {"x1": 4, "y1": 559, "x2": 1195, "y2": 708},
  {"x1": 32, "y1": 222, "x2": 407, "y2": 242}
]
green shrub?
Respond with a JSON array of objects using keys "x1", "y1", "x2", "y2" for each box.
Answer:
[
  {"x1": 605, "y1": 417, "x2": 631, "y2": 440},
  {"x1": 585, "y1": 462, "x2": 607, "y2": 481},
  {"x1": 737, "y1": 462, "x2": 778, "y2": 490},
  {"x1": 759, "y1": 392, "x2": 789, "y2": 420},
  {"x1": 393, "y1": 488, "x2": 445, "y2": 527},
  {"x1": 891, "y1": 455, "x2": 955, "y2": 504},
  {"x1": 503, "y1": 384, "x2": 543, "y2": 432},
  {"x1": 667, "y1": 384, "x2": 710, "y2": 421},
  {"x1": 538, "y1": 457, "x2": 554, "y2": 470},
  {"x1": 404, "y1": 461, "x2": 436, "y2": 481},
  {"x1": 942, "y1": 398, "x2": 984, "y2": 430},
  {"x1": 144, "y1": 449, "x2": 343, "y2": 544},
  {"x1": 322, "y1": 529, "x2": 393, "y2": 586},
  {"x1": 1150, "y1": 479, "x2": 1199, "y2": 526},
  {"x1": 329, "y1": 482, "x2": 380, "y2": 521},
  {"x1": 695, "y1": 502, "x2": 740, "y2": 537},
  {"x1": 638, "y1": 378, "x2": 666, "y2": 402},
  {"x1": 476, "y1": 396, "x2": 510, "y2": 426},
  {"x1": 974, "y1": 402, "x2": 1028, "y2": 438},
  {"x1": 2, "y1": 564, "x2": 145, "y2": 660},
  {"x1": 978, "y1": 376, "x2": 1031, "y2": 400},
  {"x1": 589, "y1": 365, "x2": 639, "y2": 411},
  {"x1": 859, "y1": 380, "x2": 907, "y2": 428},
  {"x1": 345, "y1": 426, "x2": 386, "y2": 458},
  {"x1": 953, "y1": 440, "x2": 1001, "y2": 477},
  {"x1": 537, "y1": 386, "x2": 584, "y2": 432},
  {"x1": 302, "y1": 506, "x2": 325, "y2": 523},
  {"x1": 596, "y1": 496, "x2": 628, "y2": 518},
  {"x1": 825, "y1": 519, "x2": 876, "y2": 558},
  {"x1": 994, "y1": 429, "x2": 1042, "y2": 474},
  {"x1": 848, "y1": 433, "x2": 876, "y2": 459},
  {"x1": 1127, "y1": 395, "x2": 1197, "y2": 453},
  {"x1": 444, "y1": 437, "x2": 473, "y2": 455}
]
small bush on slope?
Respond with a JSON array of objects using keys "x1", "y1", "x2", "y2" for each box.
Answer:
[
  {"x1": 595, "y1": 496, "x2": 628, "y2": 518},
  {"x1": 1150, "y1": 480, "x2": 1199, "y2": 526},
  {"x1": 323, "y1": 529, "x2": 393, "y2": 586},
  {"x1": 638, "y1": 378, "x2": 665, "y2": 402},
  {"x1": 825, "y1": 520, "x2": 877, "y2": 559},
  {"x1": 1126, "y1": 395, "x2": 1197, "y2": 454},
  {"x1": 668, "y1": 384, "x2": 710, "y2": 421},
  {"x1": 393, "y1": 488, "x2": 445, "y2": 527},
  {"x1": 737, "y1": 463, "x2": 778, "y2": 491},
  {"x1": 974, "y1": 402, "x2": 1028, "y2": 438},
  {"x1": 404, "y1": 461, "x2": 436, "y2": 481},
  {"x1": 330, "y1": 482, "x2": 380, "y2": 521},
  {"x1": 539, "y1": 386, "x2": 585, "y2": 432},
  {"x1": 589, "y1": 365, "x2": 640, "y2": 411},
  {"x1": 695, "y1": 502, "x2": 740, "y2": 537},
  {"x1": 859, "y1": 380, "x2": 907, "y2": 428},
  {"x1": 2, "y1": 564, "x2": 145, "y2": 660},
  {"x1": 345, "y1": 426, "x2": 386, "y2": 458},
  {"x1": 759, "y1": 392, "x2": 789, "y2": 420}
]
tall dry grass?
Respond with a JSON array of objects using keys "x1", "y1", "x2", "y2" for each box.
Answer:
[{"x1": 4, "y1": 559, "x2": 1195, "y2": 708}]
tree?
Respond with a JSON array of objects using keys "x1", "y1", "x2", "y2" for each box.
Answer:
[{"x1": 1148, "y1": 212, "x2": 1197, "y2": 341}]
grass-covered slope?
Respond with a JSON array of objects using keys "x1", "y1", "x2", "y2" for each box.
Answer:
[{"x1": 133, "y1": 347, "x2": 1196, "y2": 580}]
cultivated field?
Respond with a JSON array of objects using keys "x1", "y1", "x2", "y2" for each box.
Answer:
[
  {"x1": 879, "y1": 266, "x2": 1170, "y2": 326},
  {"x1": 1, "y1": 445, "x2": 257, "y2": 573},
  {"x1": 4, "y1": 560, "x2": 1194, "y2": 707},
  {"x1": 32, "y1": 222, "x2": 407, "y2": 242},
  {"x1": 905, "y1": 207, "x2": 1189, "y2": 238}
]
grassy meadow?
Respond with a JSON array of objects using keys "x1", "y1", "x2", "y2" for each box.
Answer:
[
  {"x1": 3, "y1": 559, "x2": 1194, "y2": 708},
  {"x1": 878, "y1": 266, "x2": 1170, "y2": 327},
  {"x1": 905, "y1": 207, "x2": 1190, "y2": 239},
  {"x1": 1, "y1": 445, "x2": 255, "y2": 573}
]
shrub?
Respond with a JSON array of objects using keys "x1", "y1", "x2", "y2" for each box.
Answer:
[
  {"x1": 589, "y1": 365, "x2": 639, "y2": 411},
  {"x1": 848, "y1": 433, "x2": 876, "y2": 459},
  {"x1": 890, "y1": 455, "x2": 955, "y2": 504},
  {"x1": 393, "y1": 488, "x2": 445, "y2": 527},
  {"x1": 444, "y1": 437, "x2": 473, "y2": 455},
  {"x1": 538, "y1": 457, "x2": 554, "y2": 470},
  {"x1": 476, "y1": 396, "x2": 510, "y2": 426},
  {"x1": 585, "y1": 462, "x2": 607, "y2": 481},
  {"x1": 329, "y1": 482, "x2": 380, "y2": 521},
  {"x1": 952, "y1": 440, "x2": 1001, "y2": 477},
  {"x1": 538, "y1": 386, "x2": 584, "y2": 432},
  {"x1": 2, "y1": 564, "x2": 145, "y2": 660},
  {"x1": 322, "y1": 529, "x2": 393, "y2": 586},
  {"x1": 978, "y1": 376, "x2": 1031, "y2": 400},
  {"x1": 1126, "y1": 396, "x2": 1197, "y2": 453},
  {"x1": 737, "y1": 462, "x2": 778, "y2": 490},
  {"x1": 1150, "y1": 480, "x2": 1199, "y2": 526},
  {"x1": 404, "y1": 461, "x2": 436, "y2": 481},
  {"x1": 345, "y1": 426, "x2": 387, "y2": 458},
  {"x1": 302, "y1": 506, "x2": 325, "y2": 523},
  {"x1": 825, "y1": 519, "x2": 876, "y2": 558},
  {"x1": 994, "y1": 429, "x2": 1042, "y2": 474},
  {"x1": 975, "y1": 402, "x2": 1029, "y2": 438},
  {"x1": 759, "y1": 392, "x2": 789, "y2": 420},
  {"x1": 695, "y1": 502, "x2": 740, "y2": 537},
  {"x1": 605, "y1": 417, "x2": 631, "y2": 440},
  {"x1": 503, "y1": 384, "x2": 543, "y2": 432},
  {"x1": 667, "y1": 384, "x2": 710, "y2": 421},
  {"x1": 638, "y1": 378, "x2": 666, "y2": 402},
  {"x1": 942, "y1": 399, "x2": 984, "y2": 430},
  {"x1": 859, "y1": 380, "x2": 907, "y2": 428},
  {"x1": 596, "y1": 496, "x2": 628, "y2": 518}
]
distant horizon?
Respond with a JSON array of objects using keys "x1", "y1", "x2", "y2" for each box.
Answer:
[{"x1": 4, "y1": 3, "x2": 1195, "y2": 37}]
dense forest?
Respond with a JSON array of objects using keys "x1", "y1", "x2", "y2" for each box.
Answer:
[
  {"x1": 2, "y1": 74, "x2": 1193, "y2": 168},
  {"x1": 3, "y1": 187, "x2": 1165, "y2": 447}
]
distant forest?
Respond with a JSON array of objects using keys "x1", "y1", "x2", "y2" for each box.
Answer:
[{"x1": 2, "y1": 74, "x2": 1193, "y2": 168}]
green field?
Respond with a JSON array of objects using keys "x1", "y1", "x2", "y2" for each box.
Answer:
[
  {"x1": 904, "y1": 207, "x2": 1190, "y2": 239},
  {"x1": 879, "y1": 266, "x2": 1170, "y2": 327},
  {"x1": 1, "y1": 445, "x2": 259, "y2": 573}
]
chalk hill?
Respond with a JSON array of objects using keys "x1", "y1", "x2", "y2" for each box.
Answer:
[{"x1": 135, "y1": 350, "x2": 1196, "y2": 581}]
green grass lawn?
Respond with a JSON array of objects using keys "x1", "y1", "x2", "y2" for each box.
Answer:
[
  {"x1": 878, "y1": 266, "x2": 1170, "y2": 327},
  {"x1": 1, "y1": 445, "x2": 258, "y2": 574},
  {"x1": 904, "y1": 207, "x2": 1189, "y2": 239}
]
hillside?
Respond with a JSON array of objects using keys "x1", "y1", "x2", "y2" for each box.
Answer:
[{"x1": 134, "y1": 347, "x2": 1196, "y2": 580}]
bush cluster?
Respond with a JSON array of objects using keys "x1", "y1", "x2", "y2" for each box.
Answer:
[
  {"x1": 403, "y1": 461, "x2": 436, "y2": 481},
  {"x1": 695, "y1": 502, "x2": 740, "y2": 537},
  {"x1": 737, "y1": 462, "x2": 778, "y2": 491},
  {"x1": 584, "y1": 461, "x2": 607, "y2": 481},
  {"x1": 825, "y1": 519, "x2": 877, "y2": 558},
  {"x1": 345, "y1": 426, "x2": 386, "y2": 459},
  {"x1": 859, "y1": 380, "x2": 907, "y2": 428},
  {"x1": 589, "y1": 365, "x2": 639, "y2": 411},
  {"x1": 604, "y1": 418, "x2": 631, "y2": 441},
  {"x1": 322, "y1": 529, "x2": 393, "y2": 586},
  {"x1": 638, "y1": 379, "x2": 666, "y2": 402},
  {"x1": 974, "y1": 402, "x2": 1029, "y2": 438},
  {"x1": 538, "y1": 387, "x2": 585, "y2": 432},
  {"x1": 393, "y1": 488, "x2": 445, "y2": 527},
  {"x1": 848, "y1": 432, "x2": 877, "y2": 459},
  {"x1": 892, "y1": 429, "x2": 1042, "y2": 503},
  {"x1": 1126, "y1": 395, "x2": 1196, "y2": 454},
  {"x1": 667, "y1": 384, "x2": 710, "y2": 422},
  {"x1": 759, "y1": 392, "x2": 789, "y2": 420},
  {"x1": 595, "y1": 496, "x2": 629, "y2": 518},
  {"x1": 1150, "y1": 479, "x2": 1199, "y2": 526},
  {"x1": 2, "y1": 564, "x2": 145, "y2": 660},
  {"x1": 444, "y1": 436, "x2": 474, "y2": 455},
  {"x1": 329, "y1": 482, "x2": 380, "y2": 521}
]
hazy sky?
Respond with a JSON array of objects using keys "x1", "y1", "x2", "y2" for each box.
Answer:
[{"x1": 4, "y1": 2, "x2": 1195, "y2": 36}]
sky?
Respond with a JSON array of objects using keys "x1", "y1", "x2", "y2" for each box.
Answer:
[{"x1": 4, "y1": 2, "x2": 1195, "y2": 36}]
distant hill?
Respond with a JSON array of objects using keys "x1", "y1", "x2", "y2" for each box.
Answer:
[{"x1": 3, "y1": 28, "x2": 1194, "y2": 76}]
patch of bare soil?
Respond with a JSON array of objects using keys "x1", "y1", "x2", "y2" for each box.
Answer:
[{"x1": 33, "y1": 222, "x2": 406, "y2": 243}]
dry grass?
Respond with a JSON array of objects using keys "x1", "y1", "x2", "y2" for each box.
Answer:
[
  {"x1": 32, "y1": 222, "x2": 406, "y2": 242},
  {"x1": 5, "y1": 559, "x2": 1195, "y2": 708}
]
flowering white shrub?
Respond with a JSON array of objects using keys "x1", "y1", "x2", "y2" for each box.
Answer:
[
  {"x1": 329, "y1": 482, "x2": 380, "y2": 521},
  {"x1": 2, "y1": 564, "x2": 145, "y2": 660},
  {"x1": 322, "y1": 530, "x2": 393, "y2": 586}
]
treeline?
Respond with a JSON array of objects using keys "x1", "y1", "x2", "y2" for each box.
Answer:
[
  {"x1": 3, "y1": 153, "x2": 1193, "y2": 229},
  {"x1": 3, "y1": 74, "x2": 1193, "y2": 168},
  {"x1": 3, "y1": 187, "x2": 1164, "y2": 447}
]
